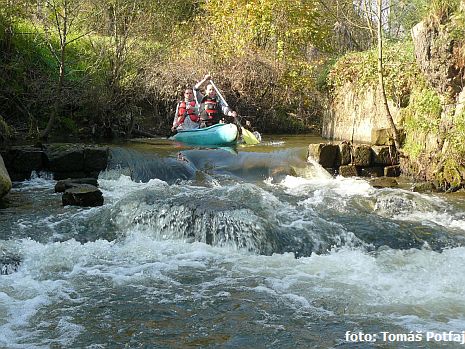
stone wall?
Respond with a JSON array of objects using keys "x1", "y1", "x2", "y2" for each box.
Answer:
[
  {"x1": 322, "y1": 84, "x2": 401, "y2": 143},
  {"x1": 308, "y1": 142, "x2": 400, "y2": 178},
  {"x1": 1, "y1": 144, "x2": 109, "y2": 181}
]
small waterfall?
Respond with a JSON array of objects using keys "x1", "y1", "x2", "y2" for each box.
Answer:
[
  {"x1": 132, "y1": 204, "x2": 277, "y2": 254},
  {"x1": 108, "y1": 183, "x2": 280, "y2": 255},
  {"x1": 107, "y1": 147, "x2": 196, "y2": 183}
]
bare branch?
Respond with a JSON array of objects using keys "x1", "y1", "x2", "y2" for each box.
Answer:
[{"x1": 66, "y1": 30, "x2": 94, "y2": 45}]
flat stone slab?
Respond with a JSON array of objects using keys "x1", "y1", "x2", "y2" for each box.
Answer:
[
  {"x1": 55, "y1": 178, "x2": 99, "y2": 193},
  {"x1": 2, "y1": 144, "x2": 109, "y2": 180}
]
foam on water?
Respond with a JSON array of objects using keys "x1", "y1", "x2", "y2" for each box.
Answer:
[
  {"x1": 2, "y1": 224, "x2": 465, "y2": 347},
  {"x1": 16, "y1": 171, "x2": 55, "y2": 188},
  {"x1": 229, "y1": 245, "x2": 465, "y2": 331},
  {"x1": 278, "y1": 174, "x2": 373, "y2": 197},
  {"x1": 3, "y1": 148, "x2": 465, "y2": 347},
  {"x1": 98, "y1": 174, "x2": 169, "y2": 202}
]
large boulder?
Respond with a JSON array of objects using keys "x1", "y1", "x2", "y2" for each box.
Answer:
[
  {"x1": 84, "y1": 147, "x2": 109, "y2": 172},
  {"x1": 0, "y1": 154, "x2": 12, "y2": 198},
  {"x1": 308, "y1": 143, "x2": 339, "y2": 168},
  {"x1": 384, "y1": 165, "x2": 401, "y2": 177},
  {"x1": 1, "y1": 146, "x2": 44, "y2": 181},
  {"x1": 336, "y1": 142, "x2": 352, "y2": 166},
  {"x1": 339, "y1": 164, "x2": 359, "y2": 177},
  {"x1": 353, "y1": 145, "x2": 373, "y2": 166},
  {"x1": 322, "y1": 84, "x2": 402, "y2": 143},
  {"x1": 373, "y1": 146, "x2": 399, "y2": 166},
  {"x1": 62, "y1": 184, "x2": 104, "y2": 207},
  {"x1": 45, "y1": 144, "x2": 85, "y2": 173}
]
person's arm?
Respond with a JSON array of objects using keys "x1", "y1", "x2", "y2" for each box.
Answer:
[
  {"x1": 219, "y1": 100, "x2": 237, "y2": 118},
  {"x1": 194, "y1": 89, "x2": 203, "y2": 105},
  {"x1": 194, "y1": 74, "x2": 211, "y2": 90},
  {"x1": 172, "y1": 103, "x2": 180, "y2": 130}
]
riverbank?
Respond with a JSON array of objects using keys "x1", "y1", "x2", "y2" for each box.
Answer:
[{"x1": 325, "y1": 4, "x2": 465, "y2": 191}]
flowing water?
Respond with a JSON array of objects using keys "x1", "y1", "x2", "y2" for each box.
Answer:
[{"x1": 1, "y1": 135, "x2": 465, "y2": 348}]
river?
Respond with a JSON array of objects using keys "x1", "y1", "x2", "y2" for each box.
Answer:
[{"x1": 1, "y1": 135, "x2": 465, "y2": 348}]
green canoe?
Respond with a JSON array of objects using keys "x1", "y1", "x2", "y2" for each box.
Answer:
[{"x1": 171, "y1": 123, "x2": 238, "y2": 146}]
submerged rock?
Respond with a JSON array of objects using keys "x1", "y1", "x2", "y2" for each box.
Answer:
[
  {"x1": 0, "y1": 255, "x2": 21, "y2": 275},
  {"x1": 369, "y1": 177, "x2": 399, "y2": 188},
  {"x1": 411, "y1": 181, "x2": 438, "y2": 193}
]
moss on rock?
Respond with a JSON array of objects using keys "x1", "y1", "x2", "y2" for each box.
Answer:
[{"x1": 0, "y1": 155, "x2": 12, "y2": 198}]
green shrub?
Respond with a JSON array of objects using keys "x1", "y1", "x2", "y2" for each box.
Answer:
[
  {"x1": 402, "y1": 85, "x2": 442, "y2": 133},
  {"x1": 0, "y1": 115, "x2": 13, "y2": 141},
  {"x1": 327, "y1": 41, "x2": 420, "y2": 107}
]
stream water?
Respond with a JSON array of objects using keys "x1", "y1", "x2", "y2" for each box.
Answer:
[{"x1": 1, "y1": 135, "x2": 465, "y2": 348}]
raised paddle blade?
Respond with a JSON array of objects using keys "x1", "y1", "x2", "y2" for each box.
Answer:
[{"x1": 241, "y1": 127, "x2": 260, "y2": 145}]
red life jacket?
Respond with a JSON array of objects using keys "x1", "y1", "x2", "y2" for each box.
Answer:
[
  {"x1": 200, "y1": 96, "x2": 220, "y2": 121},
  {"x1": 177, "y1": 101, "x2": 199, "y2": 123}
]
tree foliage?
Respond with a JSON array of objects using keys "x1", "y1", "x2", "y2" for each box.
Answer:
[
  {"x1": 198, "y1": 0, "x2": 331, "y2": 59},
  {"x1": 0, "y1": 0, "x2": 455, "y2": 138}
]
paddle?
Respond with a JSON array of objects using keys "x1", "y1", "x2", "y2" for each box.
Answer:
[{"x1": 209, "y1": 80, "x2": 260, "y2": 145}]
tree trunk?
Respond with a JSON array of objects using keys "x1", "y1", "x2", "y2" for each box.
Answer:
[
  {"x1": 377, "y1": 0, "x2": 400, "y2": 149},
  {"x1": 41, "y1": 56, "x2": 65, "y2": 139},
  {"x1": 41, "y1": 0, "x2": 68, "y2": 139}
]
